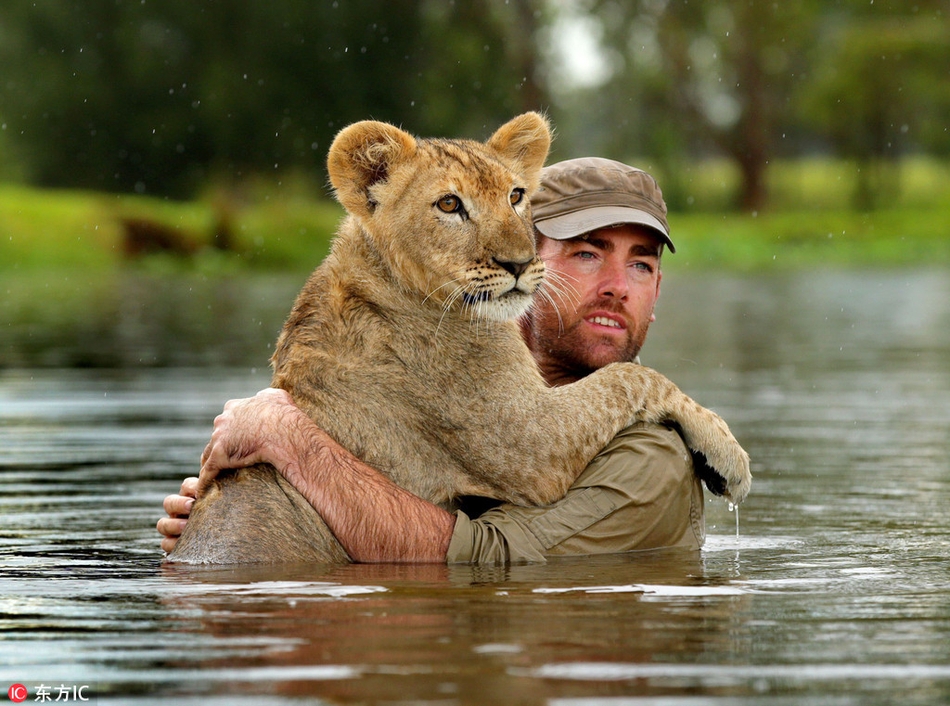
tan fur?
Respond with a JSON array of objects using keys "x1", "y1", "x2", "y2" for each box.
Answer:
[{"x1": 168, "y1": 112, "x2": 751, "y2": 564}]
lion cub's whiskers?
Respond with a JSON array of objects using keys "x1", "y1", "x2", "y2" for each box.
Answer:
[
  {"x1": 435, "y1": 280, "x2": 470, "y2": 336},
  {"x1": 465, "y1": 294, "x2": 490, "y2": 340},
  {"x1": 423, "y1": 278, "x2": 461, "y2": 307},
  {"x1": 543, "y1": 269, "x2": 580, "y2": 303},
  {"x1": 537, "y1": 270, "x2": 579, "y2": 335}
]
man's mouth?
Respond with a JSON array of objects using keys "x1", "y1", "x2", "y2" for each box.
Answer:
[{"x1": 586, "y1": 315, "x2": 624, "y2": 329}]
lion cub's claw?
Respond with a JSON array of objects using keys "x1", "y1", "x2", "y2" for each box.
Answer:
[
  {"x1": 694, "y1": 445, "x2": 751, "y2": 505},
  {"x1": 695, "y1": 433, "x2": 751, "y2": 505},
  {"x1": 678, "y1": 409, "x2": 751, "y2": 505}
]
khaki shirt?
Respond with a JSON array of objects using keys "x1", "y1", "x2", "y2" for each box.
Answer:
[{"x1": 446, "y1": 422, "x2": 705, "y2": 564}]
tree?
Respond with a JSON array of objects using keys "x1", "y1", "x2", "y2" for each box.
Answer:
[
  {"x1": 0, "y1": 0, "x2": 549, "y2": 197},
  {"x1": 554, "y1": 0, "x2": 821, "y2": 212},
  {"x1": 799, "y1": 10, "x2": 950, "y2": 208}
]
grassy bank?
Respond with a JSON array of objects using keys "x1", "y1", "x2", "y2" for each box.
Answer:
[
  {"x1": 668, "y1": 207, "x2": 950, "y2": 271},
  {"x1": 0, "y1": 182, "x2": 343, "y2": 274},
  {"x1": 2, "y1": 158, "x2": 949, "y2": 275}
]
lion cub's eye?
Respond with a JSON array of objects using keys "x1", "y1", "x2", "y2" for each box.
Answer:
[
  {"x1": 510, "y1": 188, "x2": 525, "y2": 207},
  {"x1": 436, "y1": 195, "x2": 462, "y2": 214}
]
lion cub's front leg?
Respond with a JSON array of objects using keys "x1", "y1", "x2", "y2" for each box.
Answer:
[{"x1": 595, "y1": 362, "x2": 751, "y2": 504}]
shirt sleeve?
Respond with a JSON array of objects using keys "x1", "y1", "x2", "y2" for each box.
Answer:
[{"x1": 446, "y1": 422, "x2": 705, "y2": 564}]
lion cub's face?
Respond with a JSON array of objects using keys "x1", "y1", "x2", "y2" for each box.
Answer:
[{"x1": 327, "y1": 113, "x2": 552, "y2": 322}]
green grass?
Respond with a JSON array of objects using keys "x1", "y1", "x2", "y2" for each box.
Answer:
[
  {"x1": 2, "y1": 157, "x2": 949, "y2": 275},
  {"x1": 0, "y1": 183, "x2": 344, "y2": 274},
  {"x1": 666, "y1": 207, "x2": 950, "y2": 271},
  {"x1": 656, "y1": 155, "x2": 950, "y2": 213}
]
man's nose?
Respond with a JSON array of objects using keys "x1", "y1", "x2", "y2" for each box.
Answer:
[{"x1": 597, "y1": 259, "x2": 629, "y2": 299}]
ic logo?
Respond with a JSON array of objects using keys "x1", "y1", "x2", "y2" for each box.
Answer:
[{"x1": 7, "y1": 683, "x2": 28, "y2": 703}]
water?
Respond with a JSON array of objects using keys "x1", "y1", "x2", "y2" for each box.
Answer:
[{"x1": 2, "y1": 268, "x2": 949, "y2": 704}]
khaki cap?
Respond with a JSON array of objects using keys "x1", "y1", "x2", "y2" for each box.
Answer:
[{"x1": 531, "y1": 157, "x2": 674, "y2": 253}]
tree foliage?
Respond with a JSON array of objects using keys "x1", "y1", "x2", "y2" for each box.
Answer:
[
  {"x1": 0, "y1": 0, "x2": 948, "y2": 210},
  {"x1": 564, "y1": 0, "x2": 820, "y2": 211},
  {"x1": 0, "y1": 0, "x2": 545, "y2": 196},
  {"x1": 552, "y1": 0, "x2": 950, "y2": 211},
  {"x1": 799, "y1": 6, "x2": 950, "y2": 207}
]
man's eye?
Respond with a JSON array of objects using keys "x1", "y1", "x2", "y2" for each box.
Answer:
[{"x1": 436, "y1": 195, "x2": 462, "y2": 213}]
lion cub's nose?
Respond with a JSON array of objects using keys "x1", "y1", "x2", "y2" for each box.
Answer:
[{"x1": 494, "y1": 257, "x2": 532, "y2": 278}]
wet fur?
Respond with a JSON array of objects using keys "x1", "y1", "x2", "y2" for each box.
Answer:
[{"x1": 168, "y1": 112, "x2": 751, "y2": 564}]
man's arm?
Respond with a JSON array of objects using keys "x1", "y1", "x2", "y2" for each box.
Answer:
[
  {"x1": 163, "y1": 388, "x2": 455, "y2": 563},
  {"x1": 447, "y1": 422, "x2": 704, "y2": 564}
]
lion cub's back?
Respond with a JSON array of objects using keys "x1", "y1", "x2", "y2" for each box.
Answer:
[{"x1": 168, "y1": 464, "x2": 349, "y2": 564}]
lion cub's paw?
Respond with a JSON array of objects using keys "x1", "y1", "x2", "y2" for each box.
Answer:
[
  {"x1": 685, "y1": 413, "x2": 752, "y2": 505},
  {"x1": 692, "y1": 443, "x2": 751, "y2": 505}
]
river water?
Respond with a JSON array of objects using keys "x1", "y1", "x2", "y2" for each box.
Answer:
[{"x1": 1, "y1": 267, "x2": 949, "y2": 704}]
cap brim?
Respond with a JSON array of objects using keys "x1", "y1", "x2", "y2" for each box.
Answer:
[{"x1": 534, "y1": 206, "x2": 675, "y2": 253}]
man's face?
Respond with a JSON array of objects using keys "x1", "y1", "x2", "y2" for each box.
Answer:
[{"x1": 526, "y1": 224, "x2": 663, "y2": 384}]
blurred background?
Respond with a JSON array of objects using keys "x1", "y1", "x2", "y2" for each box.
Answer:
[{"x1": 1, "y1": 0, "x2": 950, "y2": 367}]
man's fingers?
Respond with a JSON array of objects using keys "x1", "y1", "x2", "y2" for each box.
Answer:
[
  {"x1": 200, "y1": 438, "x2": 212, "y2": 467},
  {"x1": 198, "y1": 445, "x2": 228, "y2": 486},
  {"x1": 160, "y1": 535, "x2": 179, "y2": 554},
  {"x1": 158, "y1": 516, "x2": 188, "y2": 536},
  {"x1": 162, "y1": 494, "x2": 195, "y2": 517},
  {"x1": 156, "y1": 516, "x2": 187, "y2": 540},
  {"x1": 180, "y1": 476, "x2": 199, "y2": 497},
  {"x1": 197, "y1": 460, "x2": 222, "y2": 497}
]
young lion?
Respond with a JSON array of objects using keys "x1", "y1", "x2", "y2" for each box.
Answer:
[{"x1": 168, "y1": 112, "x2": 751, "y2": 564}]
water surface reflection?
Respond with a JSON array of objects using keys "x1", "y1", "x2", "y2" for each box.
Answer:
[{"x1": 1, "y1": 268, "x2": 949, "y2": 704}]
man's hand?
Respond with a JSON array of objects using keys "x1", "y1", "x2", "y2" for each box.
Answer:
[
  {"x1": 158, "y1": 387, "x2": 307, "y2": 553},
  {"x1": 157, "y1": 476, "x2": 198, "y2": 553},
  {"x1": 197, "y1": 387, "x2": 304, "y2": 495},
  {"x1": 158, "y1": 386, "x2": 455, "y2": 563}
]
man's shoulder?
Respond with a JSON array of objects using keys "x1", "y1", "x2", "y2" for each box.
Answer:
[
  {"x1": 573, "y1": 420, "x2": 693, "y2": 493},
  {"x1": 601, "y1": 421, "x2": 690, "y2": 457}
]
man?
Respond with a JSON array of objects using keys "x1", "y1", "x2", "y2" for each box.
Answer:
[{"x1": 158, "y1": 157, "x2": 717, "y2": 563}]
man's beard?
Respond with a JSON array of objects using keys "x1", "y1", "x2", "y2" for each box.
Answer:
[{"x1": 530, "y1": 300, "x2": 650, "y2": 378}]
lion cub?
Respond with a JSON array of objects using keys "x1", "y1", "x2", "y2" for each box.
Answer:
[{"x1": 168, "y1": 113, "x2": 751, "y2": 564}]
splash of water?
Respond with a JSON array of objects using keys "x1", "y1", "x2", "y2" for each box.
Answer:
[{"x1": 728, "y1": 502, "x2": 740, "y2": 538}]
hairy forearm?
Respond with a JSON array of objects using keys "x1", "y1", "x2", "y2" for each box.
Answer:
[{"x1": 280, "y1": 419, "x2": 456, "y2": 563}]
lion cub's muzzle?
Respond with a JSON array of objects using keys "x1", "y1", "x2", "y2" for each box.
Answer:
[
  {"x1": 494, "y1": 256, "x2": 533, "y2": 279},
  {"x1": 460, "y1": 256, "x2": 544, "y2": 320}
]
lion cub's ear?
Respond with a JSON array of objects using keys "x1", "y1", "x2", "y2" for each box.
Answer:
[
  {"x1": 328, "y1": 121, "x2": 417, "y2": 219},
  {"x1": 486, "y1": 112, "x2": 552, "y2": 195}
]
